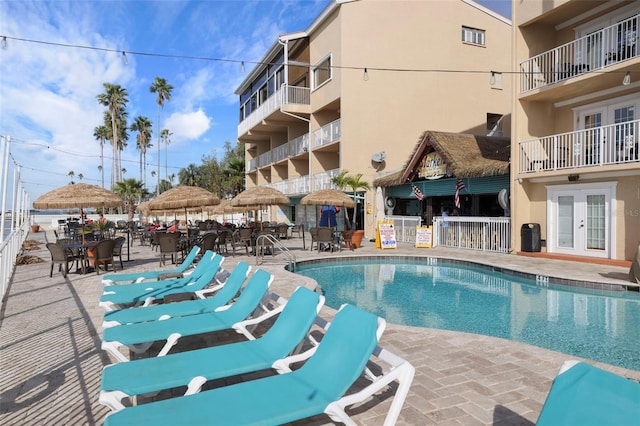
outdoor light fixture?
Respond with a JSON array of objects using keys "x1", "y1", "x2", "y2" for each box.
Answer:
[
  {"x1": 568, "y1": 174, "x2": 580, "y2": 182},
  {"x1": 363, "y1": 67, "x2": 369, "y2": 81},
  {"x1": 623, "y1": 71, "x2": 631, "y2": 86},
  {"x1": 121, "y1": 51, "x2": 128, "y2": 65},
  {"x1": 241, "y1": 61, "x2": 245, "y2": 73},
  {"x1": 490, "y1": 71, "x2": 496, "y2": 85},
  {"x1": 1, "y1": 36, "x2": 7, "y2": 50}
]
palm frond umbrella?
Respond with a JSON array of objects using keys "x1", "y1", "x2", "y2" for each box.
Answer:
[
  {"x1": 33, "y1": 183, "x2": 124, "y2": 243},
  {"x1": 147, "y1": 186, "x2": 220, "y2": 238},
  {"x1": 230, "y1": 186, "x2": 290, "y2": 229},
  {"x1": 300, "y1": 189, "x2": 356, "y2": 248}
]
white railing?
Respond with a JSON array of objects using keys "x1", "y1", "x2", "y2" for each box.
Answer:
[
  {"x1": 238, "y1": 84, "x2": 311, "y2": 136},
  {"x1": 272, "y1": 144, "x2": 289, "y2": 163},
  {"x1": 247, "y1": 157, "x2": 257, "y2": 172},
  {"x1": 520, "y1": 14, "x2": 639, "y2": 92},
  {"x1": 0, "y1": 223, "x2": 29, "y2": 303},
  {"x1": 313, "y1": 119, "x2": 341, "y2": 148},
  {"x1": 289, "y1": 176, "x2": 310, "y2": 194},
  {"x1": 519, "y1": 119, "x2": 639, "y2": 173},
  {"x1": 384, "y1": 215, "x2": 422, "y2": 243},
  {"x1": 257, "y1": 151, "x2": 272, "y2": 168},
  {"x1": 433, "y1": 216, "x2": 511, "y2": 253},
  {"x1": 270, "y1": 180, "x2": 289, "y2": 195},
  {"x1": 313, "y1": 168, "x2": 341, "y2": 191},
  {"x1": 289, "y1": 133, "x2": 309, "y2": 156}
]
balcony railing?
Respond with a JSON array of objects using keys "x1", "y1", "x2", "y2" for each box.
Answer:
[
  {"x1": 257, "y1": 151, "x2": 271, "y2": 168},
  {"x1": 238, "y1": 84, "x2": 311, "y2": 136},
  {"x1": 520, "y1": 14, "x2": 639, "y2": 92},
  {"x1": 272, "y1": 144, "x2": 289, "y2": 163},
  {"x1": 289, "y1": 133, "x2": 309, "y2": 156},
  {"x1": 247, "y1": 157, "x2": 257, "y2": 172},
  {"x1": 519, "y1": 119, "x2": 639, "y2": 173},
  {"x1": 313, "y1": 168, "x2": 341, "y2": 191},
  {"x1": 433, "y1": 216, "x2": 511, "y2": 254},
  {"x1": 289, "y1": 176, "x2": 310, "y2": 194},
  {"x1": 313, "y1": 119, "x2": 341, "y2": 148},
  {"x1": 269, "y1": 180, "x2": 289, "y2": 195}
]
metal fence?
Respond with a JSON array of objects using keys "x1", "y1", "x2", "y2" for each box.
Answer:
[
  {"x1": 384, "y1": 215, "x2": 422, "y2": 243},
  {"x1": 0, "y1": 222, "x2": 29, "y2": 303},
  {"x1": 433, "y1": 216, "x2": 511, "y2": 253}
]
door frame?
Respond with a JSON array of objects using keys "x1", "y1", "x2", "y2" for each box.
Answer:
[{"x1": 546, "y1": 182, "x2": 617, "y2": 258}]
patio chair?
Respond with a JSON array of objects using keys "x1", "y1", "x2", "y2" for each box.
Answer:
[
  {"x1": 101, "y1": 246, "x2": 201, "y2": 285},
  {"x1": 316, "y1": 227, "x2": 338, "y2": 252},
  {"x1": 309, "y1": 226, "x2": 319, "y2": 251},
  {"x1": 99, "y1": 286, "x2": 324, "y2": 410},
  {"x1": 46, "y1": 242, "x2": 75, "y2": 278},
  {"x1": 255, "y1": 230, "x2": 276, "y2": 257},
  {"x1": 86, "y1": 239, "x2": 117, "y2": 275},
  {"x1": 159, "y1": 236, "x2": 180, "y2": 266},
  {"x1": 112, "y1": 236, "x2": 126, "y2": 269},
  {"x1": 197, "y1": 232, "x2": 217, "y2": 254},
  {"x1": 276, "y1": 222, "x2": 289, "y2": 239},
  {"x1": 103, "y1": 303, "x2": 415, "y2": 426},
  {"x1": 536, "y1": 360, "x2": 640, "y2": 426},
  {"x1": 101, "y1": 269, "x2": 274, "y2": 362},
  {"x1": 99, "y1": 252, "x2": 223, "y2": 311},
  {"x1": 150, "y1": 231, "x2": 166, "y2": 251},
  {"x1": 102, "y1": 261, "x2": 251, "y2": 328},
  {"x1": 236, "y1": 228, "x2": 253, "y2": 254}
]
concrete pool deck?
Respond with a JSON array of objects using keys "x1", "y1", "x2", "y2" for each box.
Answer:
[{"x1": 1, "y1": 228, "x2": 638, "y2": 425}]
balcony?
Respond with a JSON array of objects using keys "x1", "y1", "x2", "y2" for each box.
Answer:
[
  {"x1": 238, "y1": 84, "x2": 311, "y2": 137},
  {"x1": 289, "y1": 176, "x2": 310, "y2": 194},
  {"x1": 519, "y1": 119, "x2": 639, "y2": 174},
  {"x1": 313, "y1": 119, "x2": 341, "y2": 148},
  {"x1": 520, "y1": 14, "x2": 639, "y2": 93},
  {"x1": 289, "y1": 133, "x2": 309, "y2": 157},
  {"x1": 313, "y1": 168, "x2": 341, "y2": 191}
]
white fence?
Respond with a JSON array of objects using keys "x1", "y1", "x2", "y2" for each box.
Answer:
[
  {"x1": 0, "y1": 222, "x2": 29, "y2": 303},
  {"x1": 433, "y1": 216, "x2": 511, "y2": 253},
  {"x1": 384, "y1": 215, "x2": 422, "y2": 243}
]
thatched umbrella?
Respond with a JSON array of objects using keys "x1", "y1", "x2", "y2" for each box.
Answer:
[
  {"x1": 147, "y1": 186, "x2": 220, "y2": 237},
  {"x1": 300, "y1": 189, "x2": 356, "y2": 208},
  {"x1": 33, "y1": 183, "x2": 124, "y2": 243},
  {"x1": 230, "y1": 186, "x2": 290, "y2": 229}
]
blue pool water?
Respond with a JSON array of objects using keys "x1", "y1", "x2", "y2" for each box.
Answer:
[{"x1": 294, "y1": 258, "x2": 640, "y2": 371}]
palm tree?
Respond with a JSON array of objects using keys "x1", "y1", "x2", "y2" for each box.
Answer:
[
  {"x1": 345, "y1": 173, "x2": 371, "y2": 228},
  {"x1": 77, "y1": 173, "x2": 84, "y2": 181},
  {"x1": 93, "y1": 125, "x2": 109, "y2": 188},
  {"x1": 113, "y1": 178, "x2": 145, "y2": 222},
  {"x1": 178, "y1": 163, "x2": 199, "y2": 187},
  {"x1": 160, "y1": 128, "x2": 172, "y2": 181},
  {"x1": 130, "y1": 116, "x2": 153, "y2": 185},
  {"x1": 97, "y1": 83, "x2": 129, "y2": 188},
  {"x1": 68, "y1": 170, "x2": 75, "y2": 184},
  {"x1": 149, "y1": 77, "x2": 173, "y2": 196}
]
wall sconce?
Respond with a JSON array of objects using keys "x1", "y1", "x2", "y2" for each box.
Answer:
[
  {"x1": 517, "y1": 178, "x2": 523, "y2": 184},
  {"x1": 623, "y1": 71, "x2": 631, "y2": 86},
  {"x1": 568, "y1": 174, "x2": 580, "y2": 182}
]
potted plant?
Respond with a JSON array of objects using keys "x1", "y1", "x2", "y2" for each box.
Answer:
[
  {"x1": 331, "y1": 170, "x2": 371, "y2": 248},
  {"x1": 30, "y1": 223, "x2": 40, "y2": 233}
]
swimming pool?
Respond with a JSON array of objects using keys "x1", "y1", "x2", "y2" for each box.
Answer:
[{"x1": 294, "y1": 258, "x2": 640, "y2": 371}]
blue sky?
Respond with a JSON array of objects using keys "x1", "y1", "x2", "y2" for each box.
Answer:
[{"x1": 0, "y1": 0, "x2": 511, "y2": 207}]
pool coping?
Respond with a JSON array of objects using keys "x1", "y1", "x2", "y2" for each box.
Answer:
[{"x1": 291, "y1": 255, "x2": 639, "y2": 293}]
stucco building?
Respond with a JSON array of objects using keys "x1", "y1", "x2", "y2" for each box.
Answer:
[
  {"x1": 512, "y1": 0, "x2": 640, "y2": 261},
  {"x1": 236, "y1": 0, "x2": 512, "y2": 238}
]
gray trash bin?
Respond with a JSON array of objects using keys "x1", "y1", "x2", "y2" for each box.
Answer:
[{"x1": 521, "y1": 223, "x2": 541, "y2": 252}]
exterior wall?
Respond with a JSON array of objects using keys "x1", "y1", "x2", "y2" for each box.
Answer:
[{"x1": 511, "y1": 0, "x2": 640, "y2": 260}]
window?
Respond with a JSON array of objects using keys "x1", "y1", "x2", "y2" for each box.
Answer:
[
  {"x1": 462, "y1": 26, "x2": 485, "y2": 46},
  {"x1": 312, "y1": 55, "x2": 332, "y2": 89}
]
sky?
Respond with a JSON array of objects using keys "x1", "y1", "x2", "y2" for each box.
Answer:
[{"x1": 0, "y1": 0, "x2": 512, "y2": 209}]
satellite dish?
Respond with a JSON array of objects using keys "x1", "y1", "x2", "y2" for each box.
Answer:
[
  {"x1": 371, "y1": 151, "x2": 386, "y2": 163},
  {"x1": 498, "y1": 188, "x2": 510, "y2": 216}
]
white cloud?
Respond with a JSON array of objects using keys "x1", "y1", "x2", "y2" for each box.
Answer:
[{"x1": 164, "y1": 109, "x2": 211, "y2": 142}]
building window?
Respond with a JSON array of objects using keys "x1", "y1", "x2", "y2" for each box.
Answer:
[
  {"x1": 312, "y1": 55, "x2": 332, "y2": 89},
  {"x1": 462, "y1": 26, "x2": 485, "y2": 46}
]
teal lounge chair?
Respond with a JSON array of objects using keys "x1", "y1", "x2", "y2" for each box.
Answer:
[
  {"x1": 99, "y1": 253, "x2": 223, "y2": 311},
  {"x1": 101, "y1": 269, "x2": 274, "y2": 362},
  {"x1": 102, "y1": 261, "x2": 251, "y2": 327},
  {"x1": 101, "y1": 246, "x2": 201, "y2": 285},
  {"x1": 537, "y1": 360, "x2": 640, "y2": 426},
  {"x1": 100, "y1": 286, "x2": 324, "y2": 410},
  {"x1": 103, "y1": 304, "x2": 415, "y2": 426}
]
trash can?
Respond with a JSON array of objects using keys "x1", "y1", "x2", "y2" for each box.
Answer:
[{"x1": 521, "y1": 223, "x2": 541, "y2": 252}]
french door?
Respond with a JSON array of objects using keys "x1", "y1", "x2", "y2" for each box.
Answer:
[{"x1": 547, "y1": 183, "x2": 616, "y2": 258}]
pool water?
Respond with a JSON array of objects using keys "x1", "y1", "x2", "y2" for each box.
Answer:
[{"x1": 295, "y1": 259, "x2": 640, "y2": 371}]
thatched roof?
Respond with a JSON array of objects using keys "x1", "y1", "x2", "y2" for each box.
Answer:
[
  {"x1": 300, "y1": 189, "x2": 356, "y2": 208},
  {"x1": 374, "y1": 131, "x2": 510, "y2": 187},
  {"x1": 147, "y1": 186, "x2": 220, "y2": 211},
  {"x1": 33, "y1": 183, "x2": 124, "y2": 210},
  {"x1": 230, "y1": 186, "x2": 290, "y2": 207}
]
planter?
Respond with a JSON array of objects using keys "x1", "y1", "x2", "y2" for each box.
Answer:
[
  {"x1": 351, "y1": 230, "x2": 365, "y2": 249},
  {"x1": 30, "y1": 225, "x2": 40, "y2": 233}
]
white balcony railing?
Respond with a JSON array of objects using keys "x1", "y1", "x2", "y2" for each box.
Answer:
[
  {"x1": 289, "y1": 133, "x2": 309, "y2": 156},
  {"x1": 270, "y1": 180, "x2": 289, "y2": 195},
  {"x1": 238, "y1": 84, "x2": 311, "y2": 136},
  {"x1": 313, "y1": 168, "x2": 341, "y2": 191},
  {"x1": 520, "y1": 14, "x2": 639, "y2": 92},
  {"x1": 289, "y1": 176, "x2": 310, "y2": 194},
  {"x1": 247, "y1": 157, "x2": 257, "y2": 172},
  {"x1": 313, "y1": 119, "x2": 341, "y2": 148},
  {"x1": 519, "y1": 119, "x2": 639, "y2": 173},
  {"x1": 257, "y1": 151, "x2": 271, "y2": 168},
  {"x1": 272, "y1": 144, "x2": 289, "y2": 163},
  {"x1": 433, "y1": 216, "x2": 511, "y2": 254}
]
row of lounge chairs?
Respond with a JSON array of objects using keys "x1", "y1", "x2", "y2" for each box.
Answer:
[{"x1": 97, "y1": 247, "x2": 416, "y2": 425}]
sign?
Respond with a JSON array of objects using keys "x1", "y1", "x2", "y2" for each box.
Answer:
[
  {"x1": 418, "y1": 152, "x2": 446, "y2": 180},
  {"x1": 376, "y1": 221, "x2": 397, "y2": 249},
  {"x1": 415, "y1": 225, "x2": 433, "y2": 248}
]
